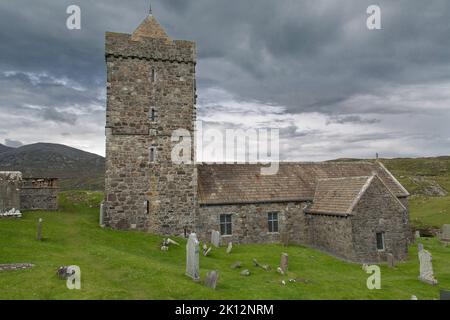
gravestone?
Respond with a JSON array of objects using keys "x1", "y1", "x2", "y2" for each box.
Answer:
[
  {"x1": 387, "y1": 253, "x2": 395, "y2": 268},
  {"x1": 230, "y1": 261, "x2": 241, "y2": 269},
  {"x1": 205, "y1": 270, "x2": 219, "y2": 290},
  {"x1": 240, "y1": 269, "x2": 250, "y2": 276},
  {"x1": 441, "y1": 224, "x2": 450, "y2": 244},
  {"x1": 280, "y1": 253, "x2": 289, "y2": 273},
  {"x1": 281, "y1": 232, "x2": 289, "y2": 247},
  {"x1": 211, "y1": 230, "x2": 221, "y2": 248},
  {"x1": 36, "y1": 218, "x2": 43, "y2": 241},
  {"x1": 418, "y1": 246, "x2": 438, "y2": 285},
  {"x1": 226, "y1": 242, "x2": 233, "y2": 254},
  {"x1": 440, "y1": 290, "x2": 450, "y2": 300},
  {"x1": 99, "y1": 202, "x2": 105, "y2": 227},
  {"x1": 185, "y1": 233, "x2": 200, "y2": 281},
  {"x1": 415, "y1": 230, "x2": 421, "y2": 239},
  {"x1": 411, "y1": 295, "x2": 418, "y2": 300}
]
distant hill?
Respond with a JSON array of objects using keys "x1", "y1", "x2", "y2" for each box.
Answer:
[
  {"x1": 0, "y1": 144, "x2": 13, "y2": 153},
  {"x1": 330, "y1": 157, "x2": 450, "y2": 197},
  {"x1": 0, "y1": 143, "x2": 104, "y2": 190}
]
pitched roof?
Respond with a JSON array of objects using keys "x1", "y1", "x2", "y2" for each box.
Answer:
[
  {"x1": 131, "y1": 15, "x2": 172, "y2": 42},
  {"x1": 197, "y1": 162, "x2": 409, "y2": 205},
  {"x1": 306, "y1": 176, "x2": 373, "y2": 216}
]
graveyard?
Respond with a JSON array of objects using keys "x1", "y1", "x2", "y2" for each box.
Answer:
[{"x1": 0, "y1": 191, "x2": 449, "y2": 300}]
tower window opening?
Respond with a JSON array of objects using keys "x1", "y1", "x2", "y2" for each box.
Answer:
[
  {"x1": 150, "y1": 147, "x2": 156, "y2": 163},
  {"x1": 151, "y1": 108, "x2": 156, "y2": 122},
  {"x1": 151, "y1": 68, "x2": 156, "y2": 82}
]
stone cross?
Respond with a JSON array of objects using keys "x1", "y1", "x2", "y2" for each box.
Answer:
[
  {"x1": 211, "y1": 230, "x2": 221, "y2": 248},
  {"x1": 280, "y1": 253, "x2": 289, "y2": 273},
  {"x1": 418, "y1": 247, "x2": 438, "y2": 285},
  {"x1": 386, "y1": 253, "x2": 395, "y2": 268},
  {"x1": 205, "y1": 270, "x2": 219, "y2": 290},
  {"x1": 37, "y1": 218, "x2": 43, "y2": 241},
  {"x1": 185, "y1": 233, "x2": 200, "y2": 281}
]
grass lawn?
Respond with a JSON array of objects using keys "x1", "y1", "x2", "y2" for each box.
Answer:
[
  {"x1": 409, "y1": 196, "x2": 450, "y2": 229},
  {"x1": 0, "y1": 191, "x2": 449, "y2": 300}
]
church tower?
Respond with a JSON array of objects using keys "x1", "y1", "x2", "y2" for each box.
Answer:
[{"x1": 103, "y1": 9, "x2": 197, "y2": 235}]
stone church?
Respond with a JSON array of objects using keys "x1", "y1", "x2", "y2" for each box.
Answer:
[{"x1": 103, "y1": 12, "x2": 411, "y2": 263}]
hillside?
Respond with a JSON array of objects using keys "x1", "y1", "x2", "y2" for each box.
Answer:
[
  {"x1": 0, "y1": 144, "x2": 13, "y2": 153},
  {"x1": 0, "y1": 143, "x2": 104, "y2": 190}
]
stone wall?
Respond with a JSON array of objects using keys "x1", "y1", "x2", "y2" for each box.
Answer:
[
  {"x1": 351, "y1": 177, "x2": 409, "y2": 263},
  {"x1": 104, "y1": 32, "x2": 197, "y2": 235},
  {"x1": 305, "y1": 214, "x2": 355, "y2": 261},
  {"x1": 20, "y1": 178, "x2": 58, "y2": 211},
  {"x1": 0, "y1": 172, "x2": 22, "y2": 214},
  {"x1": 196, "y1": 202, "x2": 308, "y2": 245}
]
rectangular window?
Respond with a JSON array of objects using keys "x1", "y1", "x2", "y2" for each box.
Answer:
[
  {"x1": 220, "y1": 214, "x2": 232, "y2": 236},
  {"x1": 376, "y1": 232, "x2": 385, "y2": 251},
  {"x1": 149, "y1": 147, "x2": 155, "y2": 163},
  {"x1": 268, "y1": 212, "x2": 279, "y2": 233},
  {"x1": 145, "y1": 200, "x2": 150, "y2": 215}
]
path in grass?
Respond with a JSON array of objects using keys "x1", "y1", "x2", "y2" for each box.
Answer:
[{"x1": 0, "y1": 191, "x2": 449, "y2": 299}]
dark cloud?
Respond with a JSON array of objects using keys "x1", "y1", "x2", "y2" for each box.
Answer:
[{"x1": 0, "y1": 0, "x2": 449, "y2": 158}]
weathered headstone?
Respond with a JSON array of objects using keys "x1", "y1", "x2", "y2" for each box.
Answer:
[
  {"x1": 185, "y1": 233, "x2": 200, "y2": 281},
  {"x1": 99, "y1": 202, "x2": 105, "y2": 227},
  {"x1": 230, "y1": 261, "x2": 241, "y2": 269},
  {"x1": 167, "y1": 238, "x2": 180, "y2": 246},
  {"x1": 205, "y1": 270, "x2": 219, "y2": 290},
  {"x1": 415, "y1": 230, "x2": 421, "y2": 239},
  {"x1": 387, "y1": 253, "x2": 395, "y2": 268},
  {"x1": 277, "y1": 267, "x2": 285, "y2": 275},
  {"x1": 36, "y1": 218, "x2": 43, "y2": 241},
  {"x1": 280, "y1": 253, "x2": 289, "y2": 273},
  {"x1": 57, "y1": 266, "x2": 74, "y2": 280},
  {"x1": 240, "y1": 269, "x2": 250, "y2": 276},
  {"x1": 418, "y1": 247, "x2": 438, "y2": 285},
  {"x1": 226, "y1": 242, "x2": 233, "y2": 254},
  {"x1": 441, "y1": 224, "x2": 450, "y2": 244},
  {"x1": 281, "y1": 232, "x2": 289, "y2": 247},
  {"x1": 211, "y1": 230, "x2": 221, "y2": 248}
]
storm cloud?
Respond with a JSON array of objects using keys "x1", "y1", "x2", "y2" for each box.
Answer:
[{"x1": 0, "y1": 0, "x2": 449, "y2": 159}]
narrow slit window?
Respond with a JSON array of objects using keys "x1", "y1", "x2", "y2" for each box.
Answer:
[
  {"x1": 151, "y1": 108, "x2": 156, "y2": 122},
  {"x1": 151, "y1": 68, "x2": 156, "y2": 82},
  {"x1": 376, "y1": 232, "x2": 385, "y2": 251},
  {"x1": 219, "y1": 214, "x2": 232, "y2": 236},
  {"x1": 145, "y1": 200, "x2": 150, "y2": 214},
  {"x1": 150, "y1": 147, "x2": 155, "y2": 163}
]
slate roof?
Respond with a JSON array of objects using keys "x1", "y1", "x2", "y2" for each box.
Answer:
[
  {"x1": 197, "y1": 162, "x2": 409, "y2": 205},
  {"x1": 306, "y1": 176, "x2": 373, "y2": 216}
]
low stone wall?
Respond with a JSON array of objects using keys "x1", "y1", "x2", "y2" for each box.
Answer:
[{"x1": 20, "y1": 178, "x2": 58, "y2": 211}]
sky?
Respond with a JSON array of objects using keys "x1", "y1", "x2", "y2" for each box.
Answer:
[{"x1": 0, "y1": 0, "x2": 449, "y2": 160}]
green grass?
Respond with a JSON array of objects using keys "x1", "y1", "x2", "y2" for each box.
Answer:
[{"x1": 0, "y1": 191, "x2": 449, "y2": 300}]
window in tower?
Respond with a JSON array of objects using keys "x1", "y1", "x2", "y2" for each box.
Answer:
[
  {"x1": 150, "y1": 108, "x2": 156, "y2": 122},
  {"x1": 150, "y1": 68, "x2": 156, "y2": 82},
  {"x1": 149, "y1": 147, "x2": 156, "y2": 163}
]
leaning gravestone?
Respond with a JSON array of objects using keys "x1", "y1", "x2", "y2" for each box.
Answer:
[
  {"x1": 387, "y1": 253, "x2": 395, "y2": 268},
  {"x1": 205, "y1": 270, "x2": 219, "y2": 290},
  {"x1": 441, "y1": 224, "x2": 450, "y2": 244},
  {"x1": 36, "y1": 218, "x2": 43, "y2": 241},
  {"x1": 211, "y1": 230, "x2": 221, "y2": 248},
  {"x1": 280, "y1": 253, "x2": 289, "y2": 273},
  {"x1": 186, "y1": 233, "x2": 200, "y2": 281},
  {"x1": 418, "y1": 245, "x2": 438, "y2": 285}
]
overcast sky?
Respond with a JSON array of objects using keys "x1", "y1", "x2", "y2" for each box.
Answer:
[{"x1": 0, "y1": 0, "x2": 449, "y2": 160}]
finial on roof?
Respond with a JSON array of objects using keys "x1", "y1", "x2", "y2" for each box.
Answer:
[{"x1": 149, "y1": 1, "x2": 153, "y2": 16}]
